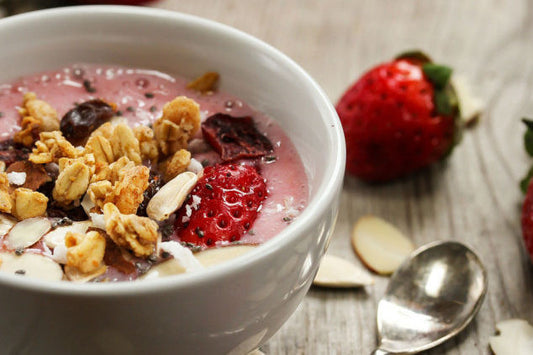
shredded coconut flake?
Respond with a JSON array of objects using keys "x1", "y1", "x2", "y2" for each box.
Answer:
[
  {"x1": 160, "y1": 241, "x2": 204, "y2": 272},
  {"x1": 90, "y1": 213, "x2": 106, "y2": 230},
  {"x1": 7, "y1": 172, "x2": 26, "y2": 186},
  {"x1": 191, "y1": 195, "x2": 202, "y2": 210}
]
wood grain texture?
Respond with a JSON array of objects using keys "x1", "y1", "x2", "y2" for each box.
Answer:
[{"x1": 148, "y1": 0, "x2": 533, "y2": 353}]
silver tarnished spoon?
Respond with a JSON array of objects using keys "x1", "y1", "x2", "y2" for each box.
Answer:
[{"x1": 372, "y1": 241, "x2": 487, "y2": 354}]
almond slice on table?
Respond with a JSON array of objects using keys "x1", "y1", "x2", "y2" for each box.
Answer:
[
  {"x1": 4, "y1": 217, "x2": 52, "y2": 250},
  {"x1": 351, "y1": 215, "x2": 415, "y2": 275},
  {"x1": 489, "y1": 319, "x2": 533, "y2": 355},
  {"x1": 147, "y1": 171, "x2": 198, "y2": 221},
  {"x1": 0, "y1": 251, "x2": 63, "y2": 281},
  {"x1": 313, "y1": 254, "x2": 374, "y2": 288},
  {"x1": 140, "y1": 259, "x2": 187, "y2": 280},
  {"x1": 452, "y1": 75, "x2": 484, "y2": 127},
  {"x1": 194, "y1": 245, "x2": 257, "y2": 268},
  {"x1": 0, "y1": 213, "x2": 17, "y2": 237}
]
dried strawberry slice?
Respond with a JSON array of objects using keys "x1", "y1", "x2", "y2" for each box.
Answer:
[{"x1": 201, "y1": 113, "x2": 273, "y2": 161}]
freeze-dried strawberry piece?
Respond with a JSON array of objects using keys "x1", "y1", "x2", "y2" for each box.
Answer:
[{"x1": 201, "y1": 113, "x2": 273, "y2": 161}]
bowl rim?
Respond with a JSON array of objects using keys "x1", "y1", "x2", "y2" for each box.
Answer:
[{"x1": 0, "y1": 5, "x2": 346, "y2": 296}]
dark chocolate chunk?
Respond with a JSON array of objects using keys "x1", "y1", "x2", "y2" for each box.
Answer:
[
  {"x1": 0, "y1": 139, "x2": 29, "y2": 167},
  {"x1": 201, "y1": 113, "x2": 273, "y2": 161}
]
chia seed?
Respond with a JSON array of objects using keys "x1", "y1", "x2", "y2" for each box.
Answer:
[
  {"x1": 195, "y1": 227, "x2": 205, "y2": 238},
  {"x1": 14, "y1": 269, "x2": 26, "y2": 275},
  {"x1": 83, "y1": 79, "x2": 96, "y2": 93},
  {"x1": 149, "y1": 105, "x2": 157, "y2": 113},
  {"x1": 144, "y1": 92, "x2": 154, "y2": 99},
  {"x1": 126, "y1": 106, "x2": 135, "y2": 112},
  {"x1": 15, "y1": 248, "x2": 24, "y2": 256}
]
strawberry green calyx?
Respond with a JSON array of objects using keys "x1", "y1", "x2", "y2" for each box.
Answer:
[{"x1": 520, "y1": 118, "x2": 533, "y2": 193}]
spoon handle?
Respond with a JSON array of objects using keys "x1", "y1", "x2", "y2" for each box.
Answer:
[{"x1": 371, "y1": 349, "x2": 391, "y2": 355}]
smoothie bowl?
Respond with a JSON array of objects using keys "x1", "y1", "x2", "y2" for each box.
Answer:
[{"x1": 0, "y1": 6, "x2": 345, "y2": 354}]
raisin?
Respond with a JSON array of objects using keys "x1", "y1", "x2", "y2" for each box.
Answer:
[
  {"x1": 60, "y1": 99, "x2": 115, "y2": 145},
  {"x1": 137, "y1": 170, "x2": 164, "y2": 216},
  {"x1": 201, "y1": 113, "x2": 273, "y2": 161}
]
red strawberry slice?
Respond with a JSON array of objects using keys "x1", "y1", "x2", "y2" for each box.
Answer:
[
  {"x1": 173, "y1": 163, "x2": 267, "y2": 248},
  {"x1": 336, "y1": 51, "x2": 460, "y2": 182}
]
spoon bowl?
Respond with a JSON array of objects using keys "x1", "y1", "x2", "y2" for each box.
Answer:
[{"x1": 374, "y1": 241, "x2": 487, "y2": 354}]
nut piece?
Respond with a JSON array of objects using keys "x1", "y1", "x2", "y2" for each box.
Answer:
[
  {"x1": 313, "y1": 254, "x2": 374, "y2": 288},
  {"x1": 160, "y1": 149, "x2": 191, "y2": 182},
  {"x1": 5, "y1": 217, "x2": 52, "y2": 250},
  {"x1": 153, "y1": 96, "x2": 201, "y2": 156},
  {"x1": 147, "y1": 171, "x2": 198, "y2": 221},
  {"x1": 0, "y1": 251, "x2": 63, "y2": 281},
  {"x1": 65, "y1": 230, "x2": 106, "y2": 274},
  {"x1": 0, "y1": 213, "x2": 16, "y2": 237},
  {"x1": 52, "y1": 159, "x2": 91, "y2": 205},
  {"x1": 489, "y1": 319, "x2": 533, "y2": 355},
  {"x1": 351, "y1": 215, "x2": 415, "y2": 275},
  {"x1": 29, "y1": 131, "x2": 79, "y2": 164},
  {"x1": 103, "y1": 203, "x2": 159, "y2": 258},
  {"x1": 13, "y1": 93, "x2": 59, "y2": 147},
  {"x1": 133, "y1": 125, "x2": 159, "y2": 163},
  {"x1": 12, "y1": 188, "x2": 48, "y2": 220},
  {"x1": 140, "y1": 259, "x2": 186, "y2": 280},
  {"x1": 186, "y1": 71, "x2": 220, "y2": 94}
]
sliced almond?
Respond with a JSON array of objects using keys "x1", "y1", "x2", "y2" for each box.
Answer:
[
  {"x1": 147, "y1": 171, "x2": 198, "y2": 221},
  {"x1": 43, "y1": 221, "x2": 92, "y2": 249},
  {"x1": 140, "y1": 259, "x2": 186, "y2": 280},
  {"x1": 489, "y1": 319, "x2": 533, "y2": 355},
  {"x1": 313, "y1": 254, "x2": 374, "y2": 288},
  {"x1": 194, "y1": 245, "x2": 257, "y2": 268},
  {"x1": 64, "y1": 265, "x2": 106, "y2": 283},
  {"x1": 351, "y1": 215, "x2": 415, "y2": 275},
  {"x1": 0, "y1": 213, "x2": 17, "y2": 237},
  {"x1": 0, "y1": 251, "x2": 63, "y2": 281},
  {"x1": 5, "y1": 217, "x2": 52, "y2": 250}
]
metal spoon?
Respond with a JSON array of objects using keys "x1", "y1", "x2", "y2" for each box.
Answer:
[{"x1": 372, "y1": 241, "x2": 487, "y2": 354}]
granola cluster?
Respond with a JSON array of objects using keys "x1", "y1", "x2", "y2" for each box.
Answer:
[{"x1": 0, "y1": 92, "x2": 203, "y2": 281}]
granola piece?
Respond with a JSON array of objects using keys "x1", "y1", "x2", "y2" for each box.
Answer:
[
  {"x1": 89, "y1": 122, "x2": 115, "y2": 140},
  {"x1": 133, "y1": 125, "x2": 159, "y2": 163},
  {"x1": 13, "y1": 93, "x2": 59, "y2": 147},
  {"x1": 65, "y1": 230, "x2": 106, "y2": 274},
  {"x1": 12, "y1": 188, "x2": 48, "y2": 220},
  {"x1": 160, "y1": 149, "x2": 191, "y2": 182},
  {"x1": 153, "y1": 96, "x2": 201, "y2": 156},
  {"x1": 84, "y1": 134, "x2": 114, "y2": 166},
  {"x1": 13, "y1": 116, "x2": 40, "y2": 147},
  {"x1": 0, "y1": 173, "x2": 12, "y2": 213},
  {"x1": 105, "y1": 165, "x2": 149, "y2": 214},
  {"x1": 92, "y1": 156, "x2": 135, "y2": 184},
  {"x1": 87, "y1": 180, "x2": 113, "y2": 212},
  {"x1": 29, "y1": 131, "x2": 79, "y2": 165},
  {"x1": 186, "y1": 72, "x2": 220, "y2": 94},
  {"x1": 0, "y1": 161, "x2": 5, "y2": 173},
  {"x1": 110, "y1": 123, "x2": 142, "y2": 164},
  {"x1": 52, "y1": 160, "x2": 91, "y2": 206},
  {"x1": 103, "y1": 203, "x2": 159, "y2": 258}
]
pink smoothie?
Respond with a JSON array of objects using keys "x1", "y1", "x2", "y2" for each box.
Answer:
[{"x1": 0, "y1": 64, "x2": 308, "y2": 246}]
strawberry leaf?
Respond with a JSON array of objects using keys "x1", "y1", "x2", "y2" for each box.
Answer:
[
  {"x1": 423, "y1": 63, "x2": 453, "y2": 89},
  {"x1": 434, "y1": 90, "x2": 452, "y2": 116},
  {"x1": 521, "y1": 166, "x2": 533, "y2": 193},
  {"x1": 523, "y1": 118, "x2": 533, "y2": 157}
]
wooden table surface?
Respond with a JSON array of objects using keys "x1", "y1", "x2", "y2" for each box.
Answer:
[
  {"x1": 3, "y1": 0, "x2": 532, "y2": 353},
  {"x1": 148, "y1": 0, "x2": 533, "y2": 354}
]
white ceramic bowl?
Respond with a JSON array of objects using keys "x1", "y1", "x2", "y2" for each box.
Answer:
[{"x1": 0, "y1": 6, "x2": 345, "y2": 354}]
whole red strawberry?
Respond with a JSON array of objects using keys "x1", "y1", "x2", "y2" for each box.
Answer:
[
  {"x1": 336, "y1": 51, "x2": 461, "y2": 182},
  {"x1": 173, "y1": 163, "x2": 267, "y2": 248}
]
